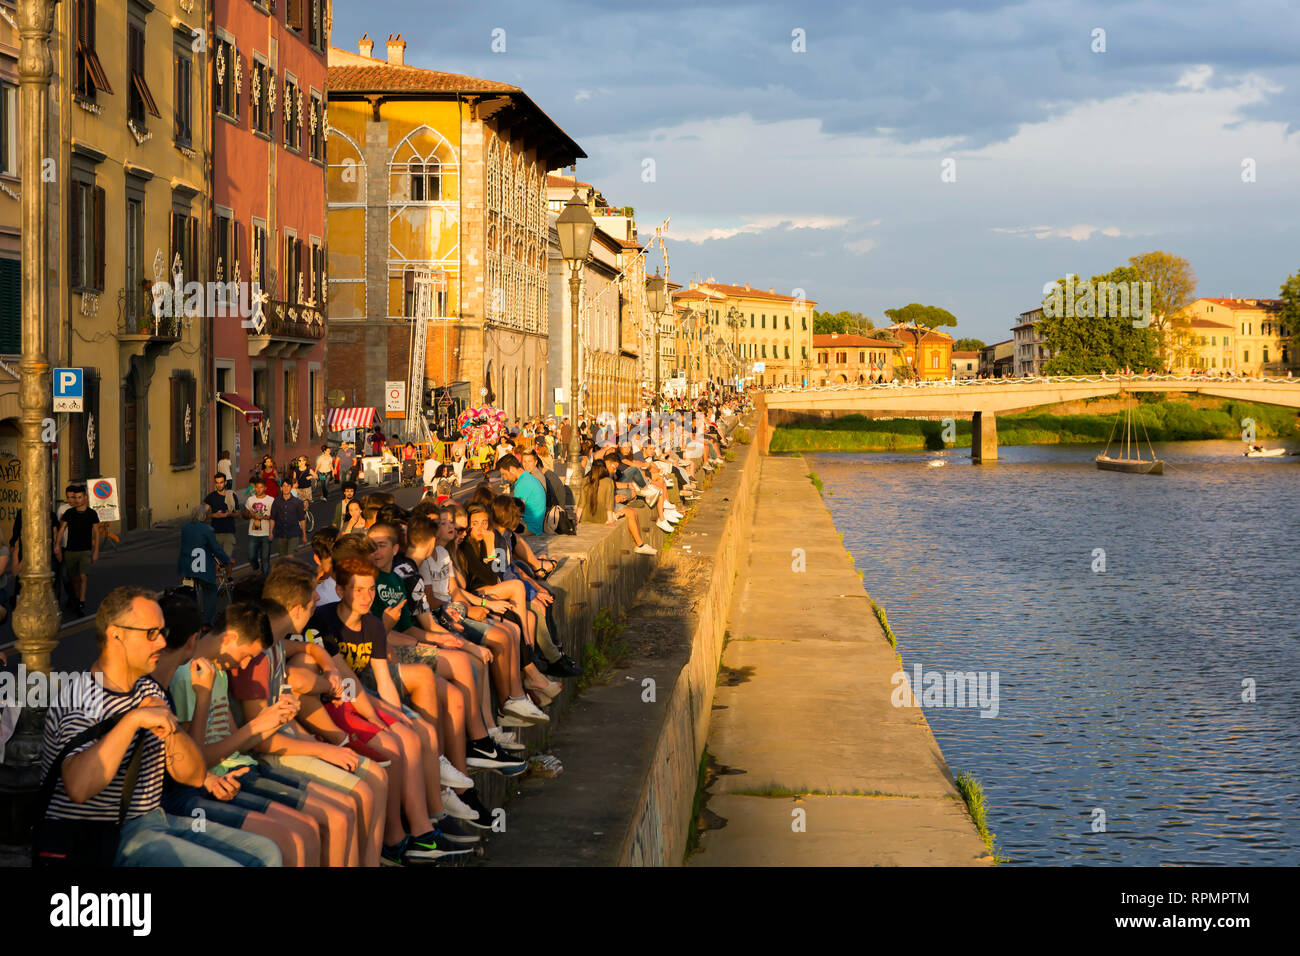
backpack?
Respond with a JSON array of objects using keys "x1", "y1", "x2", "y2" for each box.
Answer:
[{"x1": 545, "y1": 504, "x2": 577, "y2": 536}]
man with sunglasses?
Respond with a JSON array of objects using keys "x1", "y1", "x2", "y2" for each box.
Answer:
[{"x1": 38, "y1": 586, "x2": 282, "y2": 866}]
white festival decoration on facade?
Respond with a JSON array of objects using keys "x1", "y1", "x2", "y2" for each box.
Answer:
[
  {"x1": 216, "y1": 43, "x2": 225, "y2": 87},
  {"x1": 184, "y1": 404, "x2": 193, "y2": 443},
  {"x1": 128, "y1": 119, "x2": 152, "y2": 145},
  {"x1": 80, "y1": 293, "x2": 99, "y2": 317},
  {"x1": 86, "y1": 413, "x2": 96, "y2": 461},
  {"x1": 234, "y1": 53, "x2": 242, "y2": 97}
]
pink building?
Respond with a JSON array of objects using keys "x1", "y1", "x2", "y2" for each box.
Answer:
[{"x1": 210, "y1": 0, "x2": 329, "y2": 485}]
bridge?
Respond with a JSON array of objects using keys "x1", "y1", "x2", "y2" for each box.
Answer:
[{"x1": 758, "y1": 375, "x2": 1300, "y2": 461}]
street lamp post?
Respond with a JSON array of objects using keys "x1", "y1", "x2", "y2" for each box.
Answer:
[
  {"x1": 645, "y1": 271, "x2": 665, "y2": 406},
  {"x1": 556, "y1": 188, "x2": 594, "y2": 489},
  {"x1": 7, "y1": 0, "x2": 61, "y2": 774}
]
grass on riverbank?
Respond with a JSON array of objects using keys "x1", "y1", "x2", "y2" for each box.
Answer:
[
  {"x1": 770, "y1": 400, "x2": 1299, "y2": 453},
  {"x1": 871, "y1": 600, "x2": 897, "y2": 649},
  {"x1": 579, "y1": 608, "x2": 629, "y2": 690},
  {"x1": 954, "y1": 770, "x2": 1004, "y2": 862}
]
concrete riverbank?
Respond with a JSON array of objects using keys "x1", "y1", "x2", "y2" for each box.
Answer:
[{"x1": 687, "y1": 455, "x2": 993, "y2": 866}]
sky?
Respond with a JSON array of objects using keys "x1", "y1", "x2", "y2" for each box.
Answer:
[{"x1": 334, "y1": 1, "x2": 1300, "y2": 344}]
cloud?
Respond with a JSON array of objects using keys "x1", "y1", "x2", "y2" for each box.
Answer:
[
  {"x1": 665, "y1": 215, "x2": 850, "y2": 244},
  {"x1": 845, "y1": 238, "x2": 878, "y2": 254},
  {"x1": 991, "y1": 225, "x2": 1133, "y2": 241}
]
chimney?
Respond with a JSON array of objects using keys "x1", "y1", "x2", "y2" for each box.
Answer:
[
  {"x1": 386, "y1": 33, "x2": 406, "y2": 66},
  {"x1": 359, "y1": 33, "x2": 373, "y2": 58}
]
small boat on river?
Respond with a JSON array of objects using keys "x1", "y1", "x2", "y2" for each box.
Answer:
[
  {"x1": 1244, "y1": 445, "x2": 1286, "y2": 458},
  {"x1": 1096, "y1": 397, "x2": 1164, "y2": 475}
]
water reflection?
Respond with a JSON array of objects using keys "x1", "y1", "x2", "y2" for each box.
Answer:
[{"x1": 810, "y1": 441, "x2": 1300, "y2": 865}]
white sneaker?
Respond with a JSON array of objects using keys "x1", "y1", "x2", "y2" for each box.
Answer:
[
  {"x1": 441, "y1": 788, "x2": 479, "y2": 821},
  {"x1": 489, "y1": 727, "x2": 527, "y2": 752},
  {"x1": 497, "y1": 712, "x2": 531, "y2": 729},
  {"x1": 664, "y1": 506, "x2": 683, "y2": 519},
  {"x1": 635, "y1": 543, "x2": 658, "y2": 555},
  {"x1": 439, "y1": 755, "x2": 474, "y2": 789},
  {"x1": 503, "y1": 695, "x2": 550, "y2": 723},
  {"x1": 642, "y1": 486, "x2": 660, "y2": 506},
  {"x1": 656, "y1": 519, "x2": 674, "y2": 533}
]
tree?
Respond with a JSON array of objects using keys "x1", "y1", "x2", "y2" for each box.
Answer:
[
  {"x1": 1128, "y1": 251, "x2": 1196, "y2": 361},
  {"x1": 883, "y1": 303, "x2": 957, "y2": 328},
  {"x1": 813, "y1": 310, "x2": 874, "y2": 335},
  {"x1": 1279, "y1": 269, "x2": 1300, "y2": 359},
  {"x1": 954, "y1": 337, "x2": 985, "y2": 352},
  {"x1": 1039, "y1": 266, "x2": 1160, "y2": 374}
]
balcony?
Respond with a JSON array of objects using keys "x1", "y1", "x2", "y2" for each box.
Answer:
[
  {"x1": 117, "y1": 286, "x2": 184, "y2": 341},
  {"x1": 246, "y1": 298, "x2": 325, "y2": 358}
]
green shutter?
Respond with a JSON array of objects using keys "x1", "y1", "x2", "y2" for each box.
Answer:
[{"x1": 0, "y1": 257, "x2": 19, "y2": 354}]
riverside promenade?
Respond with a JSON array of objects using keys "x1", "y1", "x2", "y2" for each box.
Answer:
[{"x1": 688, "y1": 455, "x2": 993, "y2": 866}]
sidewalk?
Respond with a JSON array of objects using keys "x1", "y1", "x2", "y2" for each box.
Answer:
[{"x1": 687, "y1": 456, "x2": 993, "y2": 866}]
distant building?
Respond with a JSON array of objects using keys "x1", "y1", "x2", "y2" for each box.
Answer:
[
  {"x1": 1181, "y1": 298, "x2": 1295, "y2": 375},
  {"x1": 1013, "y1": 307, "x2": 1053, "y2": 376},
  {"x1": 1167, "y1": 314, "x2": 1233, "y2": 373},
  {"x1": 888, "y1": 325, "x2": 953, "y2": 381},
  {"x1": 812, "y1": 333, "x2": 901, "y2": 383},
  {"x1": 951, "y1": 350, "x2": 979, "y2": 379},
  {"x1": 980, "y1": 339, "x2": 1015, "y2": 378}
]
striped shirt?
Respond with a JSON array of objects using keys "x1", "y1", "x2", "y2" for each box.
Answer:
[{"x1": 40, "y1": 673, "x2": 166, "y2": 822}]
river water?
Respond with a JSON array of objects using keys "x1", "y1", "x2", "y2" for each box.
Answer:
[{"x1": 809, "y1": 440, "x2": 1300, "y2": 865}]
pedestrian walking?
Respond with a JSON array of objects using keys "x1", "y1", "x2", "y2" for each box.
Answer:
[
  {"x1": 243, "y1": 477, "x2": 275, "y2": 574},
  {"x1": 269, "y1": 481, "x2": 307, "y2": 560},
  {"x1": 315, "y1": 444, "x2": 335, "y2": 500},
  {"x1": 54, "y1": 483, "x2": 99, "y2": 617},
  {"x1": 204, "y1": 472, "x2": 241, "y2": 563},
  {"x1": 178, "y1": 505, "x2": 231, "y2": 625}
]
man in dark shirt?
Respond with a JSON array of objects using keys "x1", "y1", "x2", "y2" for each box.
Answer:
[
  {"x1": 269, "y1": 483, "x2": 307, "y2": 560},
  {"x1": 204, "y1": 473, "x2": 241, "y2": 563},
  {"x1": 55, "y1": 484, "x2": 99, "y2": 617}
]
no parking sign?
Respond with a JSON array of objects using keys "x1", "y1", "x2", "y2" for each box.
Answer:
[{"x1": 89, "y1": 477, "x2": 120, "y2": 522}]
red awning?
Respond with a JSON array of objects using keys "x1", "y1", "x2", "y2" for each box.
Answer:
[
  {"x1": 326, "y1": 407, "x2": 377, "y2": 431},
  {"x1": 217, "y1": 392, "x2": 263, "y2": 424}
]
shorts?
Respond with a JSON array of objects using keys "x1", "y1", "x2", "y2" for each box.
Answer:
[
  {"x1": 325, "y1": 699, "x2": 398, "y2": 745},
  {"x1": 455, "y1": 615, "x2": 492, "y2": 644},
  {"x1": 63, "y1": 550, "x2": 92, "y2": 578},
  {"x1": 256, "y1": 752, "x2": 370, "y2": 794},
  {"x1": 274, "y1": 538, "x2": 294, "y2": 555},
  {"x1": 359, "y1": 658, "x2": 414, "y2": 709},
  {"x1": 161, "y1": 784, "x2": 255, "y2": 828},
  {"x1": 214, "y1": 532, "x2": 237, "y2": 557},
  {"x1": 229, "y1": 764, "x2": 310, "y2": 811},
  {"x1": 390, "y1": 641, "x2": 439, "y2": 667}
]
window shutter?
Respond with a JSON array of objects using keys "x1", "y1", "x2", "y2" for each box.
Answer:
[
  {"x1": 68, "y1": 181, "x2": 82, "y2": 288},
  {"x1": 235, "y1": 220, "x2": 244, "y2": 283},
  {"x1": 189, "y1": 216, "x2": 199, "y2": 280},
  {"x1": 93, "y1": 186, "x2": 106, "y2": 291}
]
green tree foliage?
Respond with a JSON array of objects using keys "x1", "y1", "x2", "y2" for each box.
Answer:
[
  {"x1": 954, "y1": 337, "x2": 986, "y2": 352},
  {"x1": 1280, "y1": 269, "x2": 1300, "y2": 354},
  {"x1": 883, "y1": 303, "x2": 957, "y2": 328},
  {"x1": 1128, "y1": 250, "x2": 1196, "y2": 360},
  {"x1": 813, "y1": 310, "x2": 875, "y2": 335},
  {"x1": 1039, "y1": 266, "x2": 1160, "y2": 373}
]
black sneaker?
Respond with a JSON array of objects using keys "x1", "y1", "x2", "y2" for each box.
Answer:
[
  {"x1": 406, "y1": 830, "x2": 473, "y2": 862},
  {"x1": 381, "y1": 838, "x2": 409, "y2": 867},
  {"x1": 434, "y1": 815, "x2": 482, "y2": 845},
  {"x1": 466, "y1": 739, "x2": 527, "y2": 772},
  {"x1": 459, "y1": 789, "x2": 493, "y2": 830},
  {"x1": 553, "y1": 654, "x2": 583, "y2": 677}
]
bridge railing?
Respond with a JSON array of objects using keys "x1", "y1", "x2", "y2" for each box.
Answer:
[{"x1": 769, "y1": 373, "x2": 1300, "y2": 393}]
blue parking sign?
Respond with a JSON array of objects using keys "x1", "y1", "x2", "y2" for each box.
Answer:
[{"x1": 54, "y1": 367, "x2": 84, "y2": 412}]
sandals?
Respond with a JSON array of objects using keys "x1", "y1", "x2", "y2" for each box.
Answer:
[{"x1": 534, "y1": 556, "x2": 558, "y2": 579}]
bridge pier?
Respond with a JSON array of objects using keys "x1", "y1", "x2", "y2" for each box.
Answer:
[{"x1": 972, "y1": 410, "x2": 998, "y2": 463}]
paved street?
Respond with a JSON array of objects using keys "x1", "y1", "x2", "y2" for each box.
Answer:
[{"x1": 0, "y1": 474, "x2": 487, "y2": 675}]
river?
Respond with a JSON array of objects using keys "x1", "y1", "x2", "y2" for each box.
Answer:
[{"x1": 809, "y1": 439, "x2": 1300, "y2": 865}]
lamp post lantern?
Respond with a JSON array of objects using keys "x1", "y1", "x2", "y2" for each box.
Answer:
[
  {"x1": 645, "y1": 270, "x2": 665, "y2": 403},
  {"x1": 6, "y1": 0, "x2": 62, "y2": 776},
  {"x1": 556, "y1": 188, "x2": 594, "y2": 485}
]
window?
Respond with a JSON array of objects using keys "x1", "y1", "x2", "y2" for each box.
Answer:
[
  {"x1": 859, "y1": 351, "x2": 865, "y2": 363},
  {"x1": 74, "y1": 0, "x2": 113, "y2": 100},
  {"x1": 170, "y1": 371, "x2": 197, "y2": 467},
  {"x1": 1263, "y1": 347, "x2": 1270, "y2": 364},
  {"x1": 0, "y1": 83, "x2": 16, "y2": 177},
  {"x1": 749, "y1": 314, "x2": 754, "y2": 327},
  {"x1": 251, "y1": 366, "x2": 270, "y2": 449},
  {"x1": 802, "y1": 315, "x2": 807, "y2": 330},
  {"x1": 252, "y1": 58, "x2": 273, "y2": 137},
  {"x1": 253, "y1": 221, "x2": 269, "y2": 294},
  {"x1": 284, "y1": 75, "x2": 300, "y2": 150},
  {"x1": 802, "y1": 346, "x2": 808, "y2": 359},
  {"x1": 931, "y1": 353, "x2": 939, "y2": 369},
  {"x1": 411, "y1": 160, "x2": 442, "y2": 201},
  {"x1": 128, "y1": 21, "x2": 161, "y2": 126},
  {"x1": 1243, "y1": 349, "x2": 1249, "y2": 363},
  {"x1": 785, "y1": 315, "x2": 790, "y2": 329},
  {"x1": 170, "y1": 204, "x2": 198, "y2": 283},
  {"x1": 310, "y1": 368, "x2": 324, "y2": 439},
  {"x1": 286, "y1": 0, "x2": 305, "y2": 32},
  {"x1": 308, "y1": 0, "x2": 326, "y2": 50},
  {"x1": 785, "y1": 345, "x2": 790, "y2": 359},
  {"x1": 174, "y1": 44, "x2": 193, "y2": 146},
  {"x1": 761, "y1": 314, "x2": 766, "y2": 329},
  {"x1": 214, "y1": 35, "x2": 238, "y2": 119},
  {"x1": 309, "y1": 92, "x2": 324, "y2": 161},
  {"x1": 282, "y1": 232, "x2": 303, "y2": 302},
  {"x1": 69, "y1": 179, "x2": 105, "y2": 292},
  {"x1": 0, "y1": 257, "x2": 19, "y2": 354},
  {"x1": 283, "y1": 366, "x2": 299, "y2": 442},
  {"x1": 125, "y1": 190, "x2": 145, "y2": 320}
]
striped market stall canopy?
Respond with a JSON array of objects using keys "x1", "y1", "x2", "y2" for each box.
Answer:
[{"x1": 326, "y1": 407, "x2": 378, "y2": 432}]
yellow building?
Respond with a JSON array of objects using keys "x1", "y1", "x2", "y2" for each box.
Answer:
[
  {"x1": 326, "y1": 35, "x2": 582, "y2": 424},
  {"x1": 1167, "y1": 314, "x2": 1234, "y2": 373},
  {"x1": 50, "y1": 0, "x2": 211, "y2": 529},
  {"x1": 671, "y1": 281, "x2": 816, "y2": 389},
  {"x1": 890, "y1": 325, "x2": 954, "y2": 381},
  {"x1": 1181, "y1": 298, "x2": 1295, "y2": 375}
]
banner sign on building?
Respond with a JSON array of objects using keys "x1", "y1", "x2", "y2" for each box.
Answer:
[{"x1": 385, "y1": 381, "x2": 406, "y2": 419}]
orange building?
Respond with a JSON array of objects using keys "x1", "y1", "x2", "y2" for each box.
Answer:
[
  {"x1": 889, "y1": 325, "x2": 954, "y2": 380},
  {"x1": 812, "y1": 334, "x2": 900, "y2": 383}
]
